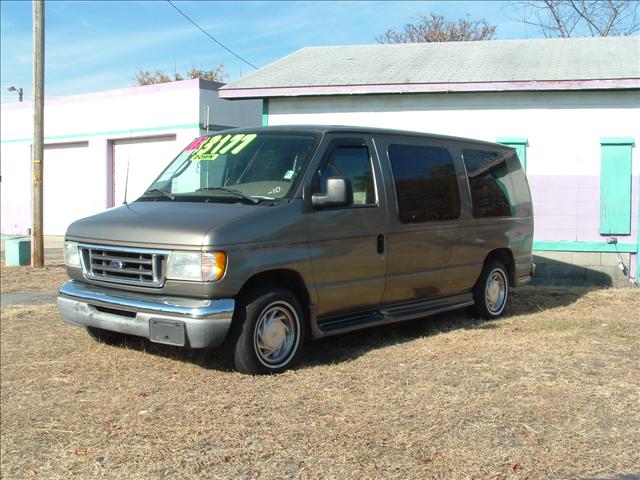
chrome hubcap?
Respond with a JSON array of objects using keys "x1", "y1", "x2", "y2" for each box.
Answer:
[
  {"x1": 485, "y1": 269, "x2": 507, "y2": 314},
  {"x1": 254, "y1": 302, "x2": 298, "y2": 367}
]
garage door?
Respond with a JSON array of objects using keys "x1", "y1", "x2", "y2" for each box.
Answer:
[
  {"x1": 43, "y1": 141, "x2": 97, "y2": 235},
  {"x1": 113, "y1": 135, "x2": 177, "y2": 204}
]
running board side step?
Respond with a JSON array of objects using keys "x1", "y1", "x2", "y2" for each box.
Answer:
[{"x1": 314, "y1": 292, "x2": 474, "y2": 338}]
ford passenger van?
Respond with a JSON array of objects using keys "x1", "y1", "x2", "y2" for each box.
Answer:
[{"x1": 58, "y1": 126, "x2": 534, "y2": 374}]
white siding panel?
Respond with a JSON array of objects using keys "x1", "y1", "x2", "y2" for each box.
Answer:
[
  {"x1": 43, "y1": 142, "x2": 96, "y2": 235},
  {"x1": 0, "y1": 143, "x2": 32, "y2": 235},
  {"x1": 113, "y1": 135, "x2": 177, "y2": 204},
  {"x1": 268, "y1": 90, "x2": 640, "y2": 177}
]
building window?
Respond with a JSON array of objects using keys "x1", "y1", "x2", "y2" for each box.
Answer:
[
  {"x1": 600, "y1": 137, "x2": 634, "y2": 235},
  {"x1": 496, "y1": 137, "x2": 528, "y2": 169},
  {"x1": 463, "y1": 149, "x2": 514, "y2": 218},
  {"x1": 387, "y1": 144, "x2": 460, "y2": 223}
]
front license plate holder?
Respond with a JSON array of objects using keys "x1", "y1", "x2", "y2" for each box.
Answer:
[{"x1": 149, "y1": 318, "x2": 186, "y2": 346}]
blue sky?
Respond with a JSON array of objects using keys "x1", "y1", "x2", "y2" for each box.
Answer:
[{"x1": 1, "y1": 1, "x2": 539, "y2": 102}]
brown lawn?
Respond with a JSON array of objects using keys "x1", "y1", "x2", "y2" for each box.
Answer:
[{"x1": 1, "y1": 265, "x2": 639, "y2": 479}]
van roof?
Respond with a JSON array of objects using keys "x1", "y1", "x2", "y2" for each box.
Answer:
[{"x1": 221, "y1": 125, "x2": 515, "y2": 150}]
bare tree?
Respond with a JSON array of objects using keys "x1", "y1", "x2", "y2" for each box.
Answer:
[
  {"x1": 376, "y1": 13, "x2": 497, "y2": 43},
  {"x1": 134, "y1": 64, "x2": 226, "y2": 86},
  {"x1": 512, "y1": 0, "x2": 640, "y2": 37}
]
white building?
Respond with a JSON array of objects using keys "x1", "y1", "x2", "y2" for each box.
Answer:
[
  {"x1": 0, "y1": 79, "x2": 261, "y2": 236},
  {"x1": 219, "y1": 36, "x2": 640, "y2": 286}
]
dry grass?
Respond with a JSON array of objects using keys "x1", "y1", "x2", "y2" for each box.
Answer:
[
  {"x1": 1, "y1": 266, "x2": 639, "y2": 479},
  {"x1": 1, "y1": 263, "x2": 67, "y2": 294}
]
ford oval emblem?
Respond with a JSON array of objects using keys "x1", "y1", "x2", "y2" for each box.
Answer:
[{"x1": 109, "y1": 260, "x2": 124, "y2": 269}]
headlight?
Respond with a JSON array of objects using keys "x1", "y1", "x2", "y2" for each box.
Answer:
[
  {"x1": 64, "y1": 241, "x2": 81, "y2": 268},
  {"x1": 166, "y1": 251, "x2": 226, "y2": 282}
]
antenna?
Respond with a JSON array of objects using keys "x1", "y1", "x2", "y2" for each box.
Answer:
[{"x1": 123, "y1": 159, "x2": 130, "y2": 205}]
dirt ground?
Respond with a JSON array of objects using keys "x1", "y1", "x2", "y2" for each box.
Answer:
[{"x1": 1, "y1": 265, "x2": 639, "y2": 479}]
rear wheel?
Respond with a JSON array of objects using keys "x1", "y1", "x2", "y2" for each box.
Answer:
[
  {"x1": 86, "y1": 327, "x2": 125, "y2": 345},
  {"x1": 471, "y1": 259, "x2": 509, "y2": 319},
  {"x1": 231, "y1": 287, "x2": 305, "y2": 375}
]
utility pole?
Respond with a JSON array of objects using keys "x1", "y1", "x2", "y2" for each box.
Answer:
[{"x1": 32, "y1": 0, "x2": 45, "y2": 267}]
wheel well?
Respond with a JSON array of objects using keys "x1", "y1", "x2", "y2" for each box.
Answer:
[
  {"x1": 485, "y1": 248, "x2": 515, "y2": 286},
  {"x1": 238, "y1": 269, "x2": 311, "y2": 316}
]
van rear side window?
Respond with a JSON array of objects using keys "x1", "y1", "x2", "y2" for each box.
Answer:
[
  {"x1": 462, "y1": 149, "x2": 513, "y2": 218},
  {"x1": 388, "y1": 144, "x2": 460, "y2": 223}
]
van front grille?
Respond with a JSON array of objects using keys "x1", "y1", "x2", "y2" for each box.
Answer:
[{"x1": 79, "y1": 244, "x2": 169, "y2": 287}]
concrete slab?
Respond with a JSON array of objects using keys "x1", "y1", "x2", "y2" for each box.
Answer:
[
  {"x1": 533, "y1": 251, "x2": 573, "y2": 263},
  {"x1": 572, "y1": 252, "x2": 602, "y2": 266},
  {"x1": 600, "y1": 252, "x2": 630, "y2": 266}
]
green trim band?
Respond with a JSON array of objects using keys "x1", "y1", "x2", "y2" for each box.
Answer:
[
  {"x1": 262, "y1": 99, "x2": 269, "y2": 126},
  {"x1": 533, "y1": 240, "x2": 636, "y2": 253},
  {"x1": 496, "y1": 137, "x2": 528, "y2": 145},
  {"x1": 600, "y1": 137, "x2": 635, "y2": 146},
  {"x1": 1, "y1": 122, "x2": 202, "y2": 144}
]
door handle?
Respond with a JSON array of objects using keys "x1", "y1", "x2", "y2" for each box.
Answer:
[{"x1": 377, "y1": 234, "x2": 384, "y2": 254}]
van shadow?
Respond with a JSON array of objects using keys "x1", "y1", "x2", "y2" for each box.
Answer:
[
  {"x1": 531, "y1": 255, "x2": 614, "y2": 287},
  {"x1": 118, "y1": 335, "x2": 235, "y2": 372},
  {"x1": 300, "y1": 284, "x2": 599, "y2": 369},
  {"x1": 117, "y1": 283, "x2": 600, "y2": 372}
]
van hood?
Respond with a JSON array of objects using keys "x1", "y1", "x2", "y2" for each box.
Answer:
[{"x1": 66, "y1": 201, "x2": 260, "y2": 248}]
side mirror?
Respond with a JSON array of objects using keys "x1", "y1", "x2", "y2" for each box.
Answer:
[{"x1": 312, "y1": 177, "x2": 353, "y2": 209}]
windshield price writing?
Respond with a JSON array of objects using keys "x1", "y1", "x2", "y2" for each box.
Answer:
[{"x1": 186, "y1": 134, "x2": 257, "y2": 161}]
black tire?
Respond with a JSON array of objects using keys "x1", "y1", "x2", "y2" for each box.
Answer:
[
  {"x1": 231, "y1": 287, "x2": 305, "y2": 375},
  {"x1": 471, "y1": 259, "x2": 510, "y2": 319},
  {"x1": 86, "y1": 327, "x2": 125, "y2": 345}
]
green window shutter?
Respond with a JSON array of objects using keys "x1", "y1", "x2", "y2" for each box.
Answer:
[
  {"x1": 600, "y1": 137, "x2": 634, "y2": 235},
  {"x1": 496, "y1": 137, "x2": 528, "y2": 169}
]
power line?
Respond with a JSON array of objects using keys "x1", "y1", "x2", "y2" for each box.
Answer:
[{"x1": 166, "y1": 0, "x2": 258, "y2": 70}]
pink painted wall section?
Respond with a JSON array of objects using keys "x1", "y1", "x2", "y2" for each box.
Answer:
[{"x1": 529, "y1": 175, "x2": 639, "y2": 244}]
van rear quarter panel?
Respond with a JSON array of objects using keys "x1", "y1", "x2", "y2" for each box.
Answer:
[{"x1": 451, "y1": 143, "x2": 534, "y2": 286}]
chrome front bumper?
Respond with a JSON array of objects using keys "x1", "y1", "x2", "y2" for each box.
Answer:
[{"x1": 57, "y1": 281, "x2": 235, "y2": 348}]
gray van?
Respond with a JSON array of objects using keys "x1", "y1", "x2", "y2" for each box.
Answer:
[{"x1": 58, "y1": 126, "x2": 534, "y2": 374}]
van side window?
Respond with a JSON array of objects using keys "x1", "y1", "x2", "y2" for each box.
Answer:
[
  {"x1": 319, "y1": 146, "x2": 375, "y2": 206},
  {"x1": 388, "y1": 144, "x2": 460, "y2": 223},
  {"x1": 462, "y1": 149, "x2": 513, "y2": 218}
]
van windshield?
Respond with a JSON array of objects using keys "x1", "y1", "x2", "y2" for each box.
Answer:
[{"x1": 141, "y1": 132, "x2": 318, "y2": 203}]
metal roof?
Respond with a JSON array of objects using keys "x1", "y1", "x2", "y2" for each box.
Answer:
[{"x1": 220, "y1": 36, "x2": 640, "y2": 99}]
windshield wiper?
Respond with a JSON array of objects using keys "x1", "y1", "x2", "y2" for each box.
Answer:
[
  {"x1": 195, "y1": 186, "x2": 260, "y2": 204},
  {"x1": 143, "y1": 188, "x2": 175, "y2": 200}
]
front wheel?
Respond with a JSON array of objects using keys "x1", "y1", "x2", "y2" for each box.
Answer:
[
  {"x1": 471, "y1": 259, "x2": 510, "y2": 319},
  {"x1": 231, "y1": 287, "x2": 305, "y2": 375}
]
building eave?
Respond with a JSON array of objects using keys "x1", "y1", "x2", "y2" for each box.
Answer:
[{"x1": 219, "y1": 78, "x2": 640, "y2": 99}]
